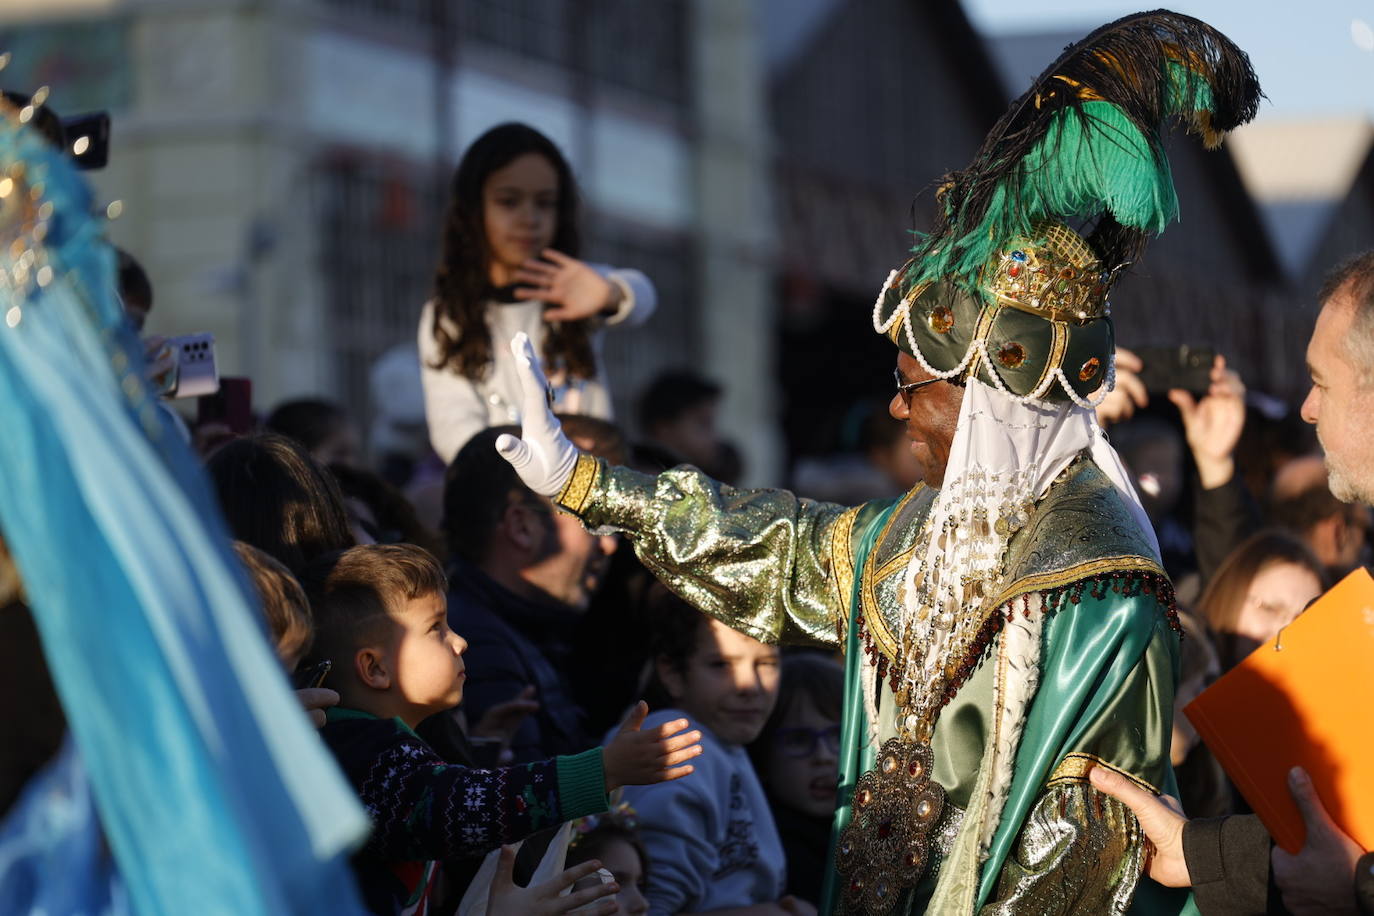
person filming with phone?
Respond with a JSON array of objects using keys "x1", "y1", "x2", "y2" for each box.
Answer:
[{"x1": 1096, "y1": 344, "x2": 1256, "y2": 589}]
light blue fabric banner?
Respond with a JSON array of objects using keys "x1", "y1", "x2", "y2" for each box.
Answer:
[{"x1": 0, "y1": 105, "x2": 370, "y2": 913}]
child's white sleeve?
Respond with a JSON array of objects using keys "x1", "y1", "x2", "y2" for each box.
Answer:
[
  {"x1": 597, "y1": 265, "x2": 657, "y2": 327},
  {"x1": 417, "y1": 302, "x2": 489, "y2": 464}
]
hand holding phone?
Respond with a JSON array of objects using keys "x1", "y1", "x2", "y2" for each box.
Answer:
[
  {"x1": 1134, "y1": 344, "x2": 1216, "y2": 396},
  {"x1": 293, "y1": 659, "x2": 331, "y2": 690}
]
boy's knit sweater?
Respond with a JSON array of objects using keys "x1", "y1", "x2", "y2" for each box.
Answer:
[{"x1": 321, "y1": 707, "x2": 608, "y2": 915}]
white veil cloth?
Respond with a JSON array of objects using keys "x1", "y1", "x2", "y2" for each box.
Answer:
[{"x1": 865, "y1": 376, "x2": 1160, "y2": 877}]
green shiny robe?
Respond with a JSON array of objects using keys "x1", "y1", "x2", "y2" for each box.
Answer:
[{"x1": 555, "y1": 453, "x2": 1197, "y2": 915}]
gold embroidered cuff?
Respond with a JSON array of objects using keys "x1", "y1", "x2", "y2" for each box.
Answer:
[
  {"x1": 555, "y1": 453, "x2": 602, "y2": 517},
  {"x1": 1047, "y1": 751, "x2": 1159, "y2": 795}
]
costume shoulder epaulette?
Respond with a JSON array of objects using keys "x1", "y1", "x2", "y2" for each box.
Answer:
[{"x1": 991, "y1": 456, "x2": 1165, "y2": 609}]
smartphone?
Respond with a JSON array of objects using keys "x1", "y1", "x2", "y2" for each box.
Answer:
[
  {"x1": 293, "y1": 659, "x2": 331, "y2": 690},
  {"x1": 569, "y1": 866, "x2": 616, "y2": 902},
  {"x1": 197, "y1": 376, "x2": 253, "y2": 435},
  {"x1": 164, "y1": 332, "x2": 219, "y2": 399},
  {"x1": 1134, "y1": 344, "x2": 1215, "y2": 395}
]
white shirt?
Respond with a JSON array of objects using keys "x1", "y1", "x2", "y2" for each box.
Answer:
[{"x1": 417, "y1": 266, "x2": 655, "y2": 463}]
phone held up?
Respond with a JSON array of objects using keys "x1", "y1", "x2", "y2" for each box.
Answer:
[
  {"x1": 293, "y1": 660, "x2": 332, "y2": 691},
  {"x1": 197, "y1": 376, "x2": 254, "y2": 437},
  {"x1": 1133, "y1": 344, "x2": 1215, "y2": 396}
]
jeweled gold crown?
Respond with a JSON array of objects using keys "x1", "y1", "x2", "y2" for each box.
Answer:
[{"x1": 980, "y1": 222, "x2": 1110, "y2": 324}]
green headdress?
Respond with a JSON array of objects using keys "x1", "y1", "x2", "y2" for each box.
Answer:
[{"x1": 874, "y1": 10, "x2": 1262, "y2": 403}]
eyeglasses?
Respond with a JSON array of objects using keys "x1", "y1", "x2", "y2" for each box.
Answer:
[
  {"x1": 775, "y1": 724, "x2": 841, "y2": 758},
  {"x1": 894, "y1": 367, "x2": 942, "y2": 399}
]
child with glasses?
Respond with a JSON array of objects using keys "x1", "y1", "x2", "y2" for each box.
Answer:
[{"x1": 749, "y1": 652, "x2": 844, "y2": 910}]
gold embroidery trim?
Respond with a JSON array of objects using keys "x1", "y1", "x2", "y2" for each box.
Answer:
[
  {"x1": 555, "y1": 453, "x2": 601, "y2": 516},
  {"x1": 1048, "y1": 752, "x2": 1160, "y2": 795},
  {"x1": 1040, "y1": 319, "x2": 1068, "y2": 391},
  {"x1": 859, "y1": 486, "x2": 925, "y2": 663},
  {"x1": 829, "y1": 505, "x2": 862, "y2": 644},
  {"x1": 988, "y1": 555, "x2": 1165, "y2": 610}
]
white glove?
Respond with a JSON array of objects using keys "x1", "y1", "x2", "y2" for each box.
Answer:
[{"x1": 493, "y1": 332, "x2": 579, "y2": 497}]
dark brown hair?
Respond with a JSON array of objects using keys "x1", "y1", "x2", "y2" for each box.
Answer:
[
  {"x1": 441, "y1": 425, "x2": 526, "y2": 564},
  {"x1": 749, "y1": 651, "x2": 844, "y2": 782},
  {"x1": 265, "y1": 398, "x2": 349, "y2": 455},
  {"x1": 233, "y1": 541, "x2": 313, "y2": 665},
  {"x1": 329, "y1": 462, "x2": 445, "y2": 559},
  {"x1": 429, "y1": 122, "x2": 595, "y2": 382},
  {"x1": 300, "y1": 543, "x2": 448, "y2": 670},
  {"x1": 206, "y1": 433, "x2": 354, "y2": 575},
  {"x1": 643, "y1": 584, "x2": 709, "y2": 710},
  {"x1": 565, "y1": 816, "x2": 651, "y2": 885}
]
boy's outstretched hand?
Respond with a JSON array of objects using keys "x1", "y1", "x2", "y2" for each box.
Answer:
[
  {"x1": 603, "y1": 701, "x2": 703, "y2": 792},
  {"x1": 486, "y1": 844, "x2": 619, "y2": 916}
]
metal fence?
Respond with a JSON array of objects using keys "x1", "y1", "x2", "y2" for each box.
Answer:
[{"x1": 312, "y1": 154, "x2": 442, "y2": 436}]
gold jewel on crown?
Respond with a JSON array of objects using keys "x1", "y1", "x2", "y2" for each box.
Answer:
[{"x1": 980, "y1": 222, "x2": 1110, "y2": 324}]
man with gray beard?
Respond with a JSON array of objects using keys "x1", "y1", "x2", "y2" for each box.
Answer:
[
  {"x1": 1303, "y1": 255, "x2": 1374, "y2": 505},
  {"x1": 1091, "y1": 251, "x2": 1374, "y2": 916}
]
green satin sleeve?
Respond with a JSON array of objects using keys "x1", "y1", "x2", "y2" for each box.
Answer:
[
  {"x1": 555, "y1": 454, "x2": 892, "y2": 648},
  {"x1": 980, "y1": 783, "x2": 1145, "y2": 914}
]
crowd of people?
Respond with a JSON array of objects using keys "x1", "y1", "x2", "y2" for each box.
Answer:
[{"x1": 3, "y1": 10, "x2": 1374, "y2": 916}]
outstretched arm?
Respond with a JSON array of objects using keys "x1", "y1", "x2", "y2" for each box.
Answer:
[{"x1": 495, "y1": 332, "x2": 880, "y2": 648}]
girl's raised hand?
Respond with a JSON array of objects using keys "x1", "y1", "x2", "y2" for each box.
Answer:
[{"x1": 514, "y1": 249, "x2": 623, "y2": 321}]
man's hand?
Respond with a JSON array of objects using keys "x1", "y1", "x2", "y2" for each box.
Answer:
[
  {"x1": 1168, "y1": 355, "x2": 1246, "y2": 490},
  {"x1": 1272, "y1": 767, "x2": 1364, "y2": 915},
  {"x1": 486, "y1": 844, "x2": 619, "y2": 916},
  {"x1": 494, "y1": 332, "x2": 580, "y2": 497},
  {"x1": 1095, "y1": 347, "x2": 1148, "y2": 427},
  {"x1": 602, "y1": 701, "x2": 703, "y2": 792},
  {"x1": 513, "y1": 249, "x2": 621, "y2": 322},
  {"x1": 296, "y1": 687, "x2": 339, "y2": 729},
  {"x1": 1089, "y1": 766, "x2": 1192, "y2": 887},
  {"x1": 471, "y1": 685, "x2": 540, "y2": 757}
]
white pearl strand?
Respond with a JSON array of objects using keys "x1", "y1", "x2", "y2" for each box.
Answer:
[{"x1": 871, "y1": 269, "x2": 1118, "y2": 409}]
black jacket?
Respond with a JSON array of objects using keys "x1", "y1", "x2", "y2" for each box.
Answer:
[
  {"x1": 445, "y1": 558, "x2": 592, "y2": 761},
  {"x1": 1184, "y1": 813, "x2": 1374, "y2": 915}
]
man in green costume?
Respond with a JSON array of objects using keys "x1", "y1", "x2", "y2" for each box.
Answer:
[{"x1": 492, "y1": 12, "x2": 1261, "y2": 914}]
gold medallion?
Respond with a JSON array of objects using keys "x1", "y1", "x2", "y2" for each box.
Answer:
[{"x1": 835, "y1": 739, "x2": 945, "y2": 914}]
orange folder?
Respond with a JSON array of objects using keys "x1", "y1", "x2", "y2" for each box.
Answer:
[{"x1": 1184, "y1": 567, "x2": 1374, "y2": 854}]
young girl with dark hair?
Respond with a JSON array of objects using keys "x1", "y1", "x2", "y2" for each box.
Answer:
[
  {"x1": 419, "y1": 122, "x2": 656, "y2": 462},
  {"x1": 749, "y1": 652, "x2": 843, "y2": 909},
  {"x1": 565, "y1": 805, "x2": 651, "y2": 916}
]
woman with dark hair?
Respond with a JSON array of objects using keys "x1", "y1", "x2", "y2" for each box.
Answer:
[
  {"x1": 418, "y1": 122, "x2": 656, "y2": 463},
  {"x1": 205, "y1": 433, "x2": 355, "y2": 575},
  {"x1": 1196, "y1": 528, "x2": 1329, "y2": 673}
]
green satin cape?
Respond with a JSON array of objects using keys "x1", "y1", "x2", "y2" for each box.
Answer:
[{"x1": 823, "y1": 503, "x2": 1198, "y2": 914}]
